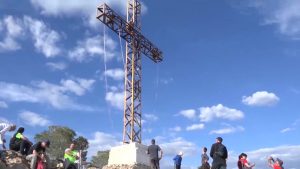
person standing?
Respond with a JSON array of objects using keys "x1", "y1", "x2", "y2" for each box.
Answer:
[
  {"x1": 26, "y1": 140, "x2": 51, "y2": 169},
  {"x1": 200, "y1": 147, "x2": 210, "y2": 169},
  {"x1": 0, "y1": 123, "x2": 16, "y2": 150},
  {"x1": 268, "y1": 156, "x2": 284, "y2": 169},
  {"x1": 64, "y1": 142, "x2": 80, "y2": 169},
  {"x1": 147, "y1": 139, "x2": 163, "y2": 169},
  {"x1": 0, "y1": 123, "x2": 16, "y2": 161},
  {"x1": 9, "y1": 127, "x2": 32, "y2": 155},
  {"x1": 173, "y1": 151, "x2": 183, "y2": 169},
  {"x1": 210, "y1": 137, "x2": 228, "y2": 169},
  {"x1": 240, "y1": 153, "x2": 255, "y2": 169}
]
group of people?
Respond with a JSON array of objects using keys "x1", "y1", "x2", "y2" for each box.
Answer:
[
  {"x1": 0, "y1": 122, "x2": 81, "y2": 169},
  {"x1": 147, "y1": 137, "x2": 284, "y2": 169}
]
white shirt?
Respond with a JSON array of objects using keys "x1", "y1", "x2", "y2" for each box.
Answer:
[{"x1": 0, "y1": 123, "x2": 11, "y2": 145}]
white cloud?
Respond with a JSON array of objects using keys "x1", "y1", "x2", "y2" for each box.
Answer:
[
  {"x1": 144, "y1": 113, "x2": 158, "y2": 121},
  {"x1": 169, "y1": 126, "x2": 182, "y2": 132},
  {"x1": 30, "y1": 0, "x2": 128, "y2": 27},
  {"x1": 280, "y1": 119, "x2": 300, "y2": 133},
  {"x1": 186, "y1": 123, "x2": 205, "y2": 131},
  {"x1": 46, "y1": 62, "x2": 67, "y2": 71},
  {"x1": 68, "y1": 35, "x2": 116, "y2": 62},
  {"x1": 242, "y1": 91, "x2": 280, "y2": 106},
  {"x1": 24, "y1": 16, "x2": 61, "y2": 57},
  {"x1": 0, "y1": 101, "x2": 8, "y2": 108},
  {"x1": 160, "y1": 137, "x2": 198, "y2": 157},
  {"x1": 179, "y1": 109, "x2": 197, "y2": 120},
  {"x1": 280, "y1": 128, "x2": 293, "y2": 133},
  {"x1": 0, "y1": 16, "x2": 23, "y2": 51},
  {"x1": 160, "y1": 77, "x2": 174, "y2": 85},
  {"x1": 199, "y1": 104, "x2": 244, "y2": 122},
  {"x1": 0, "y1": 78, "x2": 95, "y2": 110},
  {"x1": 104, "y1": 68, "x2": 124, "y2": 81},
  {"x1": 247, "y1": 0, "x2": 300, "y2": 39},
  {"x1": 227, "y1": 145, "x2": 300, "y2": 169},
  {"x1": 88, "y1": 131, "x2": 121, "y2": 157},
  {"x1": 61, "y1": 78, "x2": 95, "y2": 96},
  {"x1": 105, "y1": 91, "x2": 124, "y2": 110},
  {"x1": 19, "y1": 111, "x2": 51, "y2": 127},
  {"x1": 210, "y1": 124, "x2": 245, "y2": 135},
  {"x1": 0, "y1": 117, "x2": 10, "y2": 123},
  {"x1": 0, "y1": 16, "x2": 61, "y2": 57}
]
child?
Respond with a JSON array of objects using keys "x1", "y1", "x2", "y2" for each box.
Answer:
[{"x1": 268, "y1": 156, "x2": 284, "y2": 169}]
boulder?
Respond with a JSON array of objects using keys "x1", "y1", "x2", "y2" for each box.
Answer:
[
  {"x1": 102, "y1": 164, "x2": 151, "y2": 169},
  {"x1": 1, "y1": 150, "x2": 29, "y2": 169}
]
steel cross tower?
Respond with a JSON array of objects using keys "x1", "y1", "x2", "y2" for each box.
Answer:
[{"x1": 96, "y1": 1, "x2": 163, "y2": 144}]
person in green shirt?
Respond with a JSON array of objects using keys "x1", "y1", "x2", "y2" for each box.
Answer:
[
  {"x1": 64, "y1": 142, "x2": 80, "y2": 169},
  {"x1": 9, "y1": 127, "x2": 32, "y2": 155}
]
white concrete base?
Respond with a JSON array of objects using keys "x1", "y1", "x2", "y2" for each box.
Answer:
[{"x1": 108, "y1": 143, "x2": 150, "y2": 166}]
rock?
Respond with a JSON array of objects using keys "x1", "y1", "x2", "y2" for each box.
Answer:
[
  {"x1": 102, "y1": 164, "x2": 151, "y2": 169},
  {"x1": 1, "y1": 150, "x2": 29, "y2": 169}
]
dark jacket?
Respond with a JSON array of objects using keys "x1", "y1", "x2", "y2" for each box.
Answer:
[{"x1": 210, "y1": 143, "x2": 228, "y2": 169}]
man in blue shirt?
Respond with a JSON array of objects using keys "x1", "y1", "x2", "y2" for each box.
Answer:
[{"x1": 173, "y1": 151, "x2": 183, "y2": 169}]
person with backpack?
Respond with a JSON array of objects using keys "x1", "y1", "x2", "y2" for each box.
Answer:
[
  {"x1": 210, "y1": 137, "x2": 228, "y2": 169},
  {"x1": 200, "y1": 147, "x2": 210, "y2": 169},
  {"x1": 239, "y1": 153, "x2": 255, "y2": 169},
  {"x1": 173, "y1": 151, "x2": 183, "y2": 169},
  {"x1": 9, "y1": 127, "x2": 32, "y2": 155},
  {"x1": 26, "y1": 140, "x2": 51, "y2": 169},
  {"x1": 268, "y1": 156, "x2": 284, "y2": 169}
]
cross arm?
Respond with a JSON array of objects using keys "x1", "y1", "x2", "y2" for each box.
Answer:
[{"x1": 96, "y1": 3, "x2": 163, "y2": 63}]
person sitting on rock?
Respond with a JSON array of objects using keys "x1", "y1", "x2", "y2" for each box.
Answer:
[
  {"x1": 64, "y1": 142, "x2": 80, "y2": 169},
  {"x1": 9, "y1": 127, "x2": 32, "y2": 155},
  {"x1": 26, "y1": 140, "x2": 51, "y2": 169}
]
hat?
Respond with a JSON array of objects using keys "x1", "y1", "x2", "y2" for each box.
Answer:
[
  {"x1": 178, "y1": 151, "x2": 183, "y2": 156},
  {"x1": 276, "y1": 158, "x2": 283, "y2": 166},
  {"x1": 216, "y1": 137, "x2": 223, "y2": 142}
]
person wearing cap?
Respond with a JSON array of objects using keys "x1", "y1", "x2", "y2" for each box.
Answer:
[
  {"x1": 173, "y1": 151, "x2": 183, "y2": 169},
  {"x1": 64, "y1": 142, "x2": 80, "y2": 169},
  {"x1": 26, "y1": 140, "x2": 51, "y2": 169},
  {"x1": 268, "y1": 156, "x2": 284, "y2": 169},
  {"x1": 210, "y1": 137, "x2": 228, "y2": 169},
  {"x1": 239, "y1": 153, "x2": 255, "y2": 169},
  {"x1": 200, "y1": 147, "x2": 210, "y2": 169},
  {"x1": 0, "y1": 123, "x2": 16, "y2": 150},
  {"x1": 147, "y1": 139, "x2": 163, "y2": 169},
  {"x1": 9, "y1": 127, "x2": 32, "y2": 155}
]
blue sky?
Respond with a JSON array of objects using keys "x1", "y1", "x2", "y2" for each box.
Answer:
[{"x1": 1, "y1": 0, "x2": 300, "y2": 168}]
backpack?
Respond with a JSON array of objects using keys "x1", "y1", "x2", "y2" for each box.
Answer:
[{"x1": 215, "y1": 143, "x2": 227, "y2": 159}]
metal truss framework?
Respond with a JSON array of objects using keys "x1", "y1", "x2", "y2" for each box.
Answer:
[{"x1": 96, "y1": 1, "x2": 163, "y2": 143}]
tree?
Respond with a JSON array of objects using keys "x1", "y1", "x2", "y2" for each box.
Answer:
[
  {"x1": 91, "y1": 151, "x2": 110, "y2": 168},
  {"x1": 34, "y1": 126, "x2": 89, "y2": 161},
  {"x1": 74, "y1": 136, "x2": 89, "y2": 161}
]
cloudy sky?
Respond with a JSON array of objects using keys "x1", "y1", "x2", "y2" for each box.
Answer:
[{"x1": 1, "y1": 0, "x2": 300, "y2": 169}]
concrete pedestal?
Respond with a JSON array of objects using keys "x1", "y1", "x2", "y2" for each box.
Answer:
[{"x1": 104, "y1": 143, "x2": 150, "y2": 169}]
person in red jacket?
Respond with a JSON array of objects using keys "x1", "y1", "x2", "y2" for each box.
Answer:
[
  {"x1": 268, "y1": 156, "x2": 284, "y2": 169},
  {"x1": 239, "y1": 153, "x2": 255, "y2": 169}
]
